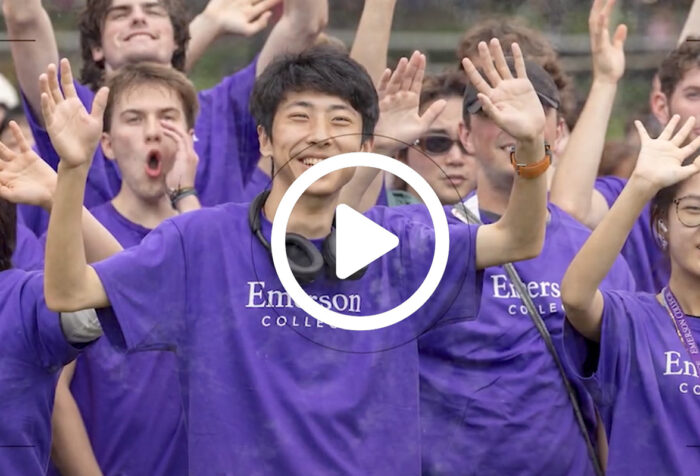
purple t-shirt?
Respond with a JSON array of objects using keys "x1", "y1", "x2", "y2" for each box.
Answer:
[
  {"x1": 12, "y1": 223, "x2": 43, "y2": 271},
  {"x1": 61, "y1": 202, "x2": 186, "y2": 475},
  {"x1": 21, "y1": 59, "x2": 261, "y2": 235},
  {"x1": 563, "y1": 290, "x2": 700, "y2": 476},
  {"x1": 595, "y1": 176, "x2": 669, "y2": 293},
  {"x1": 91, "y1": 202, "x2": 480, "y2": 475},
  {"x1": 0, "y1": 270, "x2": 78, "y2": 475},
  {"x1": 419, "y1": 204, "x2": 636, "y2": 476}
]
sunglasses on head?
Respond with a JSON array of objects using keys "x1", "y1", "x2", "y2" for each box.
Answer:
[{"x1": 414, "y1": 135, "x2": 469, "y2": 155}]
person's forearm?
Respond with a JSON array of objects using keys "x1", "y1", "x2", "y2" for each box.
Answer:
[
  {"x1": 174, "y1": 194, "x2": 201, "y2": 213},
  {"x1": 350, "y1": 0, "x2": 397, "y2": 85},
  {"x1": 51, "y1": 364, "x2": 103, "y2": 476},
  {"x1": 550, "y1": 80, "x2": 617, "y2": 227},
  {"x1": 256, "y1": 0, "x2": 328, "y2": 76},
  {"x1": 45, "y1": 164, "x2": 94, "y2": 309},
  {"x1": 489, "y1": 138, "x2": 548, "y2": 264},
  {"x1": 562, "y1": 176, "x2": 653, "y2": 313},
  {"x1": 185, "y1": 10, "x2": 221, "y2": 72},
  {"x1": 3, "y1": 0, "x2": 59, "y2": 123},
  {"x1": 679, "y1": 0, "x2": 700, "y2": 44}
]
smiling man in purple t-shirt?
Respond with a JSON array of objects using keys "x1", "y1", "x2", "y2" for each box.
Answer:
[
  {"x1": 41, "y1": 42, "x2": 550, "y2": 474},
  {"x1": 3, "y1": 0, "x2": 327, "y2": 234}
]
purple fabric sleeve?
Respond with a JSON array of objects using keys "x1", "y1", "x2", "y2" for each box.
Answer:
[{"x1": 92, "y1": 220, "x2": 187, "y2": 351}]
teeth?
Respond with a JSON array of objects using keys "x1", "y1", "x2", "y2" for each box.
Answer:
[{"x1": 301, "y1": 158, "x2": 322, "y2": 166}]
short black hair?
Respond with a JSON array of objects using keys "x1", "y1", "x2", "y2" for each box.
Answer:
[
  {"x1": 250, "y1": 46, "x2": 378, "y2": 144},
  {"x1": 0, "y1": 198, "x2": 16, "y2": 271}
]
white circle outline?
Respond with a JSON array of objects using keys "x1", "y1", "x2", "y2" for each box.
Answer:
[{"x1": 271, "y1": 152, "x2": 450, "y2": 331}]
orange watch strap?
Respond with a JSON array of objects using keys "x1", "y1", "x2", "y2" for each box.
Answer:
[{"x1": 510, "y1": 143, "x2": 552, "y2": 179}]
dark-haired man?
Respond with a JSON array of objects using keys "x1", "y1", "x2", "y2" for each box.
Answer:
[
  {"x1": 43, "y1": 43, "x2": 549, "y2": 474},
  {"x1": 3, "y1": 0, "x2": 326, "y2": 234}
]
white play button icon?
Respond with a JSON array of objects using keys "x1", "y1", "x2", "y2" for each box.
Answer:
[{"x1": 335, "y1": 204, "x2": 399, "y2": 279}]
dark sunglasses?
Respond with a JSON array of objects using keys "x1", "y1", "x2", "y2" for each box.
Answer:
[{"x1": 414, "y1": 135, "x2": 469, "y2": 156}]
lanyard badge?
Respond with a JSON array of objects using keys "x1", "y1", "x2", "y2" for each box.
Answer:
[{"x1": 662, "y1": 287, "x2": 700, "y2": 376}]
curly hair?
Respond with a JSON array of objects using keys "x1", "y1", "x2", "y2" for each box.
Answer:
[
  {"x1": 456, "y1": 17, "x2": 577, "y2": 128},
  {"x1": 78, "y1": 0, "x2": 191, "y2": 91}
]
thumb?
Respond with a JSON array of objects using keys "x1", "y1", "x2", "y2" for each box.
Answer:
[
  {"x1": 613, "y1": 24, "x2": 627, "y2": 49},
  {"x1": 676, "y1": 160, "x2": 700, "y2": 183},
  {"x1": 419, "y1": 99, "x2": 447, "y2": 128},
  {"x1": 91, "y1": 87, "x2": 110, "y2": 122}
]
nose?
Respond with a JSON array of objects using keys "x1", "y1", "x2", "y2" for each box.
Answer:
[
  {"x1": 444, "y1": 141, "x2": 468, "y2": 166},
  {"x1": 130, "y1": 6, "x2": 148, "y2": 26},
  {"x1": 144, "y1": 116, "x2": 162, "y2": 142},
  {"x1": 305, "y1": 117, "x2": 332, "y2": 148}
]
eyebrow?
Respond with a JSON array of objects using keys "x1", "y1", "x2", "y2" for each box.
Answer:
[
  {"x1": 106, "y1": 2, "x2": 162, "y2": 14},
  {"x1": 120, "y1": 107, "x2": 181, "y2": 116},
  {"x1": 283, "y1": 101, "x2": 354, "y2": 112},
  {"x1": 425, "y1": 128, "x2": 450, "y2": 135}
]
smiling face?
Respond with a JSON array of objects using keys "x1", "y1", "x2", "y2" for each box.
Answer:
[
  {"x1": 101, "y1": 84, "x2": 186, "y2": 202},
  {"x1": 93, "y1": 0, "x2": 177, "y2": 73},
  {"x1": 258, "y1": 90, "x2": 371, "y2": 198},
  {"x1": 666, "y1": 173, "x2": 700, "y2": 281},
  {"x1": 405, "y1": 97, "x2": 476, "y2": 204}
]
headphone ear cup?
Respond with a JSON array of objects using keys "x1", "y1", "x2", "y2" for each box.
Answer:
[
  {"x1": 285, "y1": 233, "x2": 325, "y2": 284},
  {"x1": 322, "y1": 229, "x2": 368, "y2": 280}
]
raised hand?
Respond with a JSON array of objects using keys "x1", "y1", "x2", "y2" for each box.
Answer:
[
  {"x1": 373, "y1": 51, "x2": 447, "y2": 155},
  {"x1": 589, "y1": 0, "x2": 627, "y2": 83},
  {"x1": 39, "y1": 59, "x2": 108, "y2": 169},
  {"x1": 0, "y1": 121, "x2": 57, "y2": 209},
  {"x1": 162, "y1": 121, "x2": 199, "y2": 191},
  {"x1": 462, "y1": 39, "x2": 545, "y2": 143},
  {"x1": 203, "y1": 0, "x2": 281, "y2": 37},
  {"x1": 632, "y1": 115, "x2": 700, "y2": 190}
]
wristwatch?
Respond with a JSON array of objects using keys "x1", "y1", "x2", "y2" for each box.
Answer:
[{"x1": 510, "y1": 142, "x2": 552, "y2": 179}]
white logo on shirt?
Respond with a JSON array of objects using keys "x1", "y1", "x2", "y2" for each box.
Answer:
[
  {"x1": 490, "y1": 274, "x2": 562, "y2": 316},
  {"x1": 663, "y1": 351, "x2": 700, "y2": 397}
]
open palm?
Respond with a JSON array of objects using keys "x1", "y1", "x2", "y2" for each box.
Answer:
[
  {"x1": 40, "y1": 59, "x2": 108, "y2": 168},
  {"x1": 633, "y1": 115, "x2": 700, "y2": 190},
  {"x1": 462, "y1": 39, "x2": 545, "y2": 142},
  {"x1": 0, "y1": 122, "x2": 56, "y2": 208}
]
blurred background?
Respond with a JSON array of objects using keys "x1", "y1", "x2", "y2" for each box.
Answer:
[{"x1": 0, "y1": 0, "x2": 695, "y2": 138}]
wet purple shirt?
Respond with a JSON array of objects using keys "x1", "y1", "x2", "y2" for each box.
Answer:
[
  {"x1": 595, "y1": 176, "x2": 669, "y2": 293},
  {"x1": 563, "y1": 290, "x2": 700, "y2": 476},
  {"x1": 64, "y1": 202, "x2": 186, "y2": 475},
  {"x1": 21, "y1": 59, "x2": 261, "y2": 235},
  {"x1": 0, "y1": 270, "x2": 78, "y2": 475},
  {"x1": 91, "y1": 202, "x2": 480, "y2": 475},
  {"x1": 419, "y1": 204, "x2": 636, "y2": 476}
]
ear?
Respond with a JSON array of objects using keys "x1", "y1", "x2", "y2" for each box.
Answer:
[
  {"x1": 258, "y1": 124, "x2": 273, "y2": 158},
  {"x1": 551, "y1": 116, "x2": 568, "y2": 156},
  {"x1": 188, "y1": 128, "x2": 195, "y2": 140},
  {"x1": 650, "y1": 90, "x2": 670, "y2": 125},
  {"x1": 459, "y1": 121, "x2": 475, "y2": 155},
  {"x1": 91, "y1": 45, "x2": 105, "y2": 63},
  {"x1": 101, "y1": 132, "x2": 115, "y2": 160}
]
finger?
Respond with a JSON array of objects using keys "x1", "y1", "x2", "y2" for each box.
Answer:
[
  {"x1": 251, "y1": 0, "x2": 282, "y2": 17},
  {"x1": 490, "y1": 38, "x2": 513, "y2": 80},
  {"x1": 160, "y1": 120, "x2": 187, "y2": 139},
  {"x1": 38, "y1": 74, "x2": 55, "y2": 115},
  {"x1": 91, "y1": 86, "x2": 110, "y2": 122},
  {"x1": 376, "y1": 68, "x2": 392, "y2": 94},
  {"x1": 675, "y1": 157, "x2": 700, "y2": 182},
  {"x1": 679, "y1": 131, "x2": 700, "y2": 157},
  {"x1": 633, "y1": 120, "x2": 650, "y2": 141},
  {"x1": 386, "y1": 57, "x2": 408, "y2": 96},
  {"x1": 511, "y1": 43, "x2": 527, "y2": 78},
  {"x1": 476, "y1": 93, "x2": 500, "y2": 122},
  {"x1": 0, "y1": 140, "x2": 14, "y2": 162},
  {"x1": 589, "y1": 0, "x2": 604, "y2": 22},
  {"x1": 401, "y1": 51, "x2": 421, "y2": 92},
  {"x1": 40, "y1": 92, "x2": 55, "y2": 125},
  {"x1": 613, "y1": 24, "x2": 627, "y2": 49},
  {"x1": 659, "y1": 114, "x2": 680, "y2": 141},
  {"x1": 409, "y1": 54, "x2": 427, "y2": 94},
  {"x1": 59, "y1": 58, "x2": 78, "y2": 99},
  {"x1": 9, "y1": 121, "x2": 31, "y2": 154},
  {"x1": 419, "y1": 99, "x2": 447, "y2": 129},
  {"x1": 671, "y1": 116, "x2": 695, "y2": 146},
  {"x1": 602, "y1": 0, "x2": 617, "y2": 20},
  {"x1": 47, "y1": 64, "x2": 63, "y2": 104},
  {"x1": 478, "y1": 41, "x2": 501, "y2": 86},
  {"x1": 462, "y1": 57, "x2": 493, "y2": 95},
  {"x1": 246, "y1": 11, "x2": 272, "y2": 34}
]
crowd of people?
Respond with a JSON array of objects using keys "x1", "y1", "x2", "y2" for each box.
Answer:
[{"x1": 0, "y1": 0, "x2": 698, "y2": 475}]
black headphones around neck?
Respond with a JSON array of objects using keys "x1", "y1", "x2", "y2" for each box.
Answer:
[{"x1": 248, "y1": 190, "x2": 368, "y2": 284}]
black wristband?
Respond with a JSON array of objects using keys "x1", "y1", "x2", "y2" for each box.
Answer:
[{"x1": 170, "y1": 187, "x2": 197, "y2": 208}]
